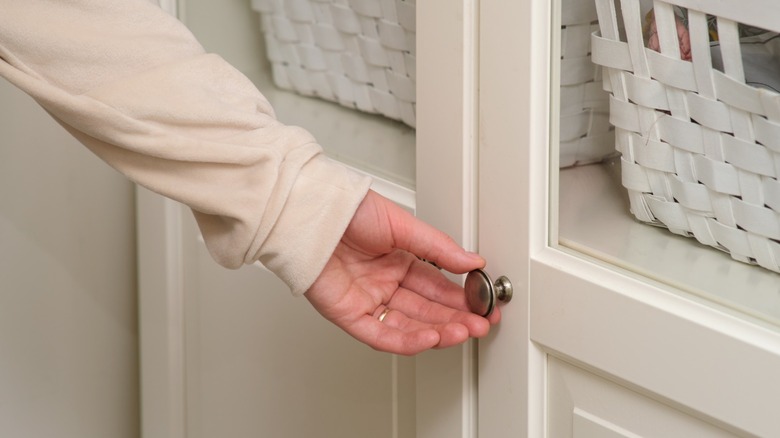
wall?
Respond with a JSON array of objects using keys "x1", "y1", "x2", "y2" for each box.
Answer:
[{"x1": 0, "y1": 78, "x2": 138, "y2": 436}]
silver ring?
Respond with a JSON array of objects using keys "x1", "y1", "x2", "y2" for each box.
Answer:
[{"x1": 378, "y1": 308, "x2": 391, "y2": 323}]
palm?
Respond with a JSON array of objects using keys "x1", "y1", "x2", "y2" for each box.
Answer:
[{"x1": 305, "y1": 190, "x2": 500, "y2": 355}]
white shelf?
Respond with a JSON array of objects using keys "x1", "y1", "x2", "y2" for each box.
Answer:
[
  {"x1": 246, "y1": 71, "x2": 416, "y2": 191},
  {"x1": 558, "y1": 159, "x2": 780, "y2": 328}
]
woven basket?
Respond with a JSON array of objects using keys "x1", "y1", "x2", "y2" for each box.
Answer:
[
  {"x1": 559, "y1": 0, "x2": 616, "y2": 167},
  {"x1": 250, "y1": 0, "x2": 416, "y2": 127},
  {"x1": 592, "y1": 0, "x2": 780, "y2": 273}
]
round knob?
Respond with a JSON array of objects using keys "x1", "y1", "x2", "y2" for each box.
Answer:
[{"x1": 464, "y1": 269, "x2": 513, "y2": 317}]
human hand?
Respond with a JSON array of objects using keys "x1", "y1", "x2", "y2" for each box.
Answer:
[{"x1": 305, "y1": 190, "x2": 501, "y2": 355}]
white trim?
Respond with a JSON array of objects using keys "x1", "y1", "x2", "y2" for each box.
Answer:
[
  {"x1": 162, "y1": 198, "x2": 187, "y2": 438},
  {"x1": 462, "y1": 1, "x2": 479, "y2": 437},
  {"x1": 477, "y1": 0, "x2": 551, "y2": 436},
  {"x1": 531, "y1": 246, "x2": 780, "y2": 436},
  {"x1": 137, "y1": 188, "x2": 187, "y2": 438},
  {"x1": 529, "y1": 0, "x2": 780, "y2": 434},
  {"x1": 463, "y1": 0, "x2": 480, "y2": 254}
]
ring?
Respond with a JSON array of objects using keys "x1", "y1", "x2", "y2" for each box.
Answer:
[{"x1": 378, "y1": 308, "x2": 391, "y2": 323}]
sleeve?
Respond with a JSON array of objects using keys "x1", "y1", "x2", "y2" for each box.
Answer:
[{"x1": 0, "y1": 0, "x2": 372, "y2": 296}]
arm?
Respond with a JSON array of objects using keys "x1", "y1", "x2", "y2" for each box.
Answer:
[
  {"x1": 0, "y1": 0, "x2": 498, "y2": 354},
  {"x1": 0, "y1": 0, "x2": 370, "y2": 295}
]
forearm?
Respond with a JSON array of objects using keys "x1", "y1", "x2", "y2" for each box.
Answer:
[{"x1": 0, "y1": 0, "x2": 370, "y2": 294}]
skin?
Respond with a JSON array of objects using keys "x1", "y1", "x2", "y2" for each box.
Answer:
[
  {"x1": 305, "y1": 190, "x2": 501, "y2": 355},
  {"x1": 647, "y1": 14, "x2": 692, "y2": 61}
]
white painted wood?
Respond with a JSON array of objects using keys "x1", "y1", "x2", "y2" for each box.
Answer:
[
  {"x1": 531, "y1": 249, "x2": 780, "y2": 436},
  {"x1": 477, "y1": 0, "x2": 550, "y2": 436},
  {"x1": 548, "y1": 358, "x2": 737, "y2": 437},
  {"x1": 415, "y1": 1, "x2": 480, "y2": 437},
  {"x1": 138, "y1": 1, "x2": 423, "y2": 437},
  {"x1": 479, "y1": 1, "x2": 780, "y2": 437},
  {"x1": 0, "y1": 60, "x2": 138, "y2": 438},
  {"x1": 179, "y1": 210, "x2": 399, "y2": 438},
  {"x1": 137, "y1": 189, "x2": 187, "y2": 438}
]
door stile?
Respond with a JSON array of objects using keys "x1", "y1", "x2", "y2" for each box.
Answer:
[
  {"x1": 416, "y1": 0, "x2": 482, "y2": 437},
  {"x1": 477, "y1": 0, "x2": 552, "y2": 437}
]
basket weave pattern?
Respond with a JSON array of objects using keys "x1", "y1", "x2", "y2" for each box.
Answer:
[
  {"x1": 251, "y1": 0, "x2": 416, "y2": 127},
  {"x1": 592, "y1": 0, "x2": 780, "y2": 273},
  {"x1": 559, "y1": 0, "x2": 615, "y2": 167}
]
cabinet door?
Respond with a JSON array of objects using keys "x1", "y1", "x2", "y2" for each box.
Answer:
[
  {"x1": 138, "y1": 1, "x2": 477, "y2": 437},
  {"x1": 137, "y1": 1, "x2": 409, "y2": 437},
  {"x1": 477, "y1": 1, "x2": 780, "y2": 437}
]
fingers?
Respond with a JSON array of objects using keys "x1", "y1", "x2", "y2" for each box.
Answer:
[
  {"x1": 378, "y1": 195, "x2": 485, "y2": 274},
  {"x1": 400, "y1": 258, "x2": 503, "y2": 325},
  {"x1": 345, "y1": 287, "x2": 491, "y2": 355},
  {"x1": 346, "y1": 313, "x2": 441, "y2": 355},
  {"x1": 401, "y1": 258, "x2": 472, "y2": 311},
  {"x1": 348, "y1": 309, "x2": 473, "y2": 355},
  {"x1": 387, "y1": 288, "x2": 491, "y2": 338}
]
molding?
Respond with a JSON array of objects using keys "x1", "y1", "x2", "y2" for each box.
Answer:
[
  {"x1": 137, "y1": 187, "x2": 187, "y2": 438},
  {"x1": 531, "y1": 246, "x2": 780, "y2": 436},
  {"x1": 415, "y1": 1, "x2": 480, "y2": 437}
]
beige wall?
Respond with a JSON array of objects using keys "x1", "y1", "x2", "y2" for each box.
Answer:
[{"x1": 0, "y1": 79, "x2": 138, "y2": 436}]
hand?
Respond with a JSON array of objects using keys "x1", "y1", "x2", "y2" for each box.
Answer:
[{"x1": 305, "y1": 190, "x2": 501, "y2": 355}]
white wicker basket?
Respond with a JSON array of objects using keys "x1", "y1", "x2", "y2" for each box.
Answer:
[
  {"x1": 250, "y1": 0, "x2": 416, "y2": 127},
  {"x1": 592, "y1": 0, "x2": 780, "y2": 273},
  {"x1": 559, "y1": 0, "x2": 616, "y2": 167}
]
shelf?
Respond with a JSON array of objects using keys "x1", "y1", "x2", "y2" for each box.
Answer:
[
  {"x1": 245, "y1": 71, "x2": 416, "y2": 192},
  {"x1": 558, "y1": 159, "x2": 780, "y2": 328}
]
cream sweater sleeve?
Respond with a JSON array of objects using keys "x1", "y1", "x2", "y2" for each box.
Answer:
[{"x1": 0, "y1": 0, "x2": 371, "y2": 295}]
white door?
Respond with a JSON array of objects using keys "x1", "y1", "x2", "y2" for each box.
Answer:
[
  {"x1": 139, "y1": 1, "x2": 480, "y2": 437},
  {"x1": 477, "y1": 1, "x2": 780, "y2": 437}
]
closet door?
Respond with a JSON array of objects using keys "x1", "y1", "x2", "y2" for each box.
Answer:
[
  {"x1": 477, "y1": 1, "x2": 780, "y2": 437},
  {"x1": 138, "y1": 1, "x2": 407, "y2": 437},
  {"x1": 138, "y1": 1, "x2": 477, "y2": 437}
]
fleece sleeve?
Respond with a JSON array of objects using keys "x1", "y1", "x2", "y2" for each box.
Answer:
[{"x1": 0, "y1": 0, "x2": 372, "y2": 295}]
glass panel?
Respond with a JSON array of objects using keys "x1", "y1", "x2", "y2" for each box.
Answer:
[
  {"x1": 554, "y1": 0, "x2": 780, "y2": 328},
  {"x1": 183, "y1": 0, "x2": 416, "y2": 190}
]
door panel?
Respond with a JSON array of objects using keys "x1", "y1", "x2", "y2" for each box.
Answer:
[
  {"x1": 183, "y1": 212, "x2": 402, "y2": 438},
  {"x1": 139, "y1": 0, "x2": 478, "y2": 436},
  {"x1": 548, "y1": 357, "x2": 737, "y2": 438},
  {"x1": 138, "y1": 0, "x2": 409, "y2": 435},
  {"x1": 139, "y1": 189, "x2": 412, "y2": 438}
]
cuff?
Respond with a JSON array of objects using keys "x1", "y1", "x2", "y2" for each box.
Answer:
[{"x1": 252, "y1": 154, "x2": 372, "y2": 295}]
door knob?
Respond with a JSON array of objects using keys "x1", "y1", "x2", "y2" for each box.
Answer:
[{"x1": 464, "y1": 269, "x2": 513, "y2": 317}]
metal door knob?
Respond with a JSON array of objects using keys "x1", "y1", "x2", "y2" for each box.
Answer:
[{"x1": 464, "y1": 269, "x2": 513, "y2": 317}]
